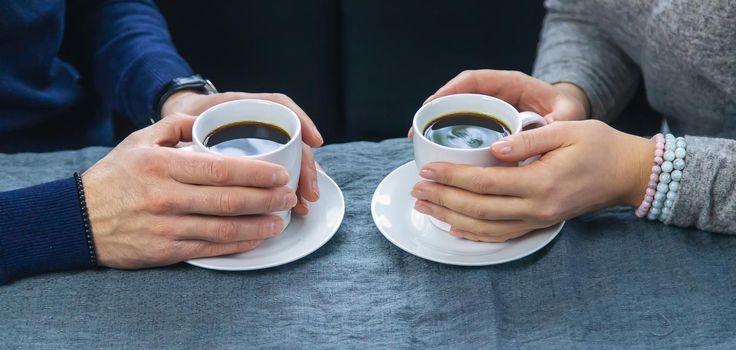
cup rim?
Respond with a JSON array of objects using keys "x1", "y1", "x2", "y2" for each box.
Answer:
[
  {"x1": 192, "y1": 99, "x2": 302, "y2": 158},
  {"x1": 412, "y1": 93, "x2": 518, "y2": 152}
]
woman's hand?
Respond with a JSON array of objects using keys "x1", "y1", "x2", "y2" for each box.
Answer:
[
  {"x1": 428, "y1": 70, "x2": 590, "y2": 123},
  {"x1": 161, "y1": 90, "x2": 323, "y2": 215},
  {"x1": 411, "y1": 120, "x2": 654, "y2": 242},
  {"x1": 84, "y1": 114, "x2": 299, "y2": 269}
]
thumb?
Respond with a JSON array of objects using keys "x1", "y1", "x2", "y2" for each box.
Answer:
[
  {"x1": 146, "y1": 113, "x2": 197, "y2": 146},
  {"x1": 490, "y1": 124, "x2": 567, "y2": 162}
]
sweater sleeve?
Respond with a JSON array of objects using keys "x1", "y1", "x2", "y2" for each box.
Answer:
[
  {"x1": 532, "y1": 0, "x2": 640, "y2": 122},
  {"x1": 665, "y1": 136, "x2": 736, "y2": 234},
  {"x1": 79, "y1": 0, "x2": 193, "y2": 127},
  {"x1": 0, "y1": 177, "x2": 94, "y2": 285}
]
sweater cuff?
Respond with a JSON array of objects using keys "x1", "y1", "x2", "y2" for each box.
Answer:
[
  {"x1": 667, "y1": 136, "x2": 736, "y2": 234},
  {"x1": 118, "y1": 51, "x2": 193, "y2": 128},
  {"x1": 0, "y1": 177, "x2": 94, "y2": 284},
  {"x1": 534, "y1": 66, "x2": 611, "y2": 122}
]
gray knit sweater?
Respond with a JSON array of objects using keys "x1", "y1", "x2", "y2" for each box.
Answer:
[{"x1": 533, "y1": 0, "x2": 736, "y2": 233}]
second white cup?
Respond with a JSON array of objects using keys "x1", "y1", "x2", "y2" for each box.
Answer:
[{"x1": 412, "y1": 93, "x2": 547, "y2": 231}]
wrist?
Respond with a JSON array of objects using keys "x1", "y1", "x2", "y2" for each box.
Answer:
[
  {"x1": 160, "y1": 90, "x2": 203, "y2": 118},
  {"x1": 621, "y1": 135, "x2": 657, "y2": 207}
]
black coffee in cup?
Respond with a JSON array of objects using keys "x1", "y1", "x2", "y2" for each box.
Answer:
[
  {"x1": 423, "y1": 112, "x2": 510, "y2": 149},
  {"x1": 204, "y1": 121, "x2": 290, "y2": 156}
]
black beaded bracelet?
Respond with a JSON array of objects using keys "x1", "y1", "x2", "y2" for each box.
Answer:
[{"x1": 73, "y1": 172, "x2": 98, "y2": 266}]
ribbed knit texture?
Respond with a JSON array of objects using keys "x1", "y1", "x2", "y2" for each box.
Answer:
[
  {"x1": 532, "y1": 0, "x2": 736, "y2": 233},
  {"x1": 0, "y1": 0, "x2": 193, "y2": 146},
  {"x1": 0, "y1": 177, "x2": 92, "y2": 284}
]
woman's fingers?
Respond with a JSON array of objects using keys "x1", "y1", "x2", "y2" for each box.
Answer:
[
  {"x1": 427, "y1": 70, "x2": 528, "y2": 105},
  {"x1": 414, "y1": 199, "x2": 536, "y2": 242},
  {"x1": 418, "y1": 162, "x2": 533, "y2": 197},
  {"x1": 412, "y1": 180, "x2": 530, "y2": 220}
]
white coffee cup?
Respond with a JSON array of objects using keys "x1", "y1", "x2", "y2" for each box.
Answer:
[
  {"x1": 181, "y1": 99, "x2": 302, "y2": 229},
  {"x1": 412, "y1": 93, "x2": 547, "y2": 231}
]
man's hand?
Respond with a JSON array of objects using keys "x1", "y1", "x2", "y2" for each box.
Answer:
[
  {"x1": 83, "y1": 114, "x2": 299, "y2": 269},
  {"x1": 161, "y1": 90, "x2": 323, "y2": 215}
]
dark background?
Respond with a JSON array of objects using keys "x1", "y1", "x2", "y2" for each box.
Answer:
[{"x1": 155, "y1": 1, "x2": 659, "y2": 144}]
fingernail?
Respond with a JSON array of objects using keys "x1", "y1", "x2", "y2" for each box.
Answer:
[
  {"x1": 312, "y1": 178, "x2": 320, "y2": 199},
  {"x1": 312, "y1": 125, "x2": 324, "y2": 145},
  {"x1": 414, "y1": 202, "x2": 431, "y2": 214},
  {"x1": 301, "y1": 196, "x2": 310, "y2": 209},
  {"x1": 492, "y1": 140, "x2": 513, "y2": 154},
  {"x1": 284, "y1": 193, "x2": 297, "y2": 208},
  {"x1": 420, "y1": 168, "x2": 438, "y2": 181},
  {"x1": 275, "y1": 170, "x2": 289, "y2": 184},
  {"x1": 449, "y1": 229, "x2": 464, "y2": 238},
  {"x1": 411, "y1": 187, "x2": 428, "y2": 200},
  {"x1": 271, "y1": 219, "x2": 284, "y2": 234}
]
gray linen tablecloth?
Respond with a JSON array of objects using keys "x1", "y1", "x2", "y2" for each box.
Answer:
[{"x1": 1, "y1": 139, "x2": 735, "y2": 349}]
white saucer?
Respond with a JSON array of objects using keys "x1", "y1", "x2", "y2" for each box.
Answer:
[
  {"x1": 371, "y1": 161, "x2": 563, "y2": 266},
  {"x1": 187, "y1": 170, "x2": 345, "y2": 271}
]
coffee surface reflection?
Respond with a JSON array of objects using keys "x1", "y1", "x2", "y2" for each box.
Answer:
[
  {"x1": 423, "y1": 112, "x2": 510, "y2": 149},
  {"x1": 204, "y1": 121, "x2": 290, "y2": 156}
]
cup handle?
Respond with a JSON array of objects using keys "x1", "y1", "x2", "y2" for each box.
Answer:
[{"x1": 518, "y1": 111, "x2": 548, "y2": 166}]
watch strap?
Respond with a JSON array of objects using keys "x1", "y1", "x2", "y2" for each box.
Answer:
[{"x1": 151, "y1": 74, "x2": 218, "y2": 124}]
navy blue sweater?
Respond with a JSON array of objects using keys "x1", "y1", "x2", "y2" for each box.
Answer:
[{"x1": 0, "y1": 1, "x2": 193, "y2": 284}]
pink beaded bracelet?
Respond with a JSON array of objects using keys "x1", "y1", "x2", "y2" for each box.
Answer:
[{"x1": 635, "y1": 133, "x2": 665, "y2": 218}]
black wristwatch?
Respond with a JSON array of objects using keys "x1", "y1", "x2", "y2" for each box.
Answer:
[{"x1": 151, "y1": 74, "x2": 218, "y2": 124}]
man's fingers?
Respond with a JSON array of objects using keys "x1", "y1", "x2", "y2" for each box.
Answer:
[
  {"x1": 293, "y1": 196, "x2": 310, "y2": 216},
  {"x1": 164, "y1": 148, "x2": 289, "y2": 187},
  {"x1": 194, "y1": 92, "x2": 324, "y2": 147},
  {"x1": 138, "y1": 113, "x2": 196, "y2": 146},
  {"x1": 297, "y1": 143, "x2": 319, "y2": 202},
  {"x1": 173, "y1": 215, "x2": 284, "y2": 242},
  {"x1": 266, "y1": 93, "x2": 324, "y2": 148},
  {"x1": 180, "y1": 239, "x2": 265, "y2": 260},
  {"x1": 154, "y1": 184, "x2": 297, "y2": 216},
  {"x1": 412, "y1": 181, "x2": 530, "y2": 220},
  {"x1": 418, "y1": 162, "x2": 531, "y2": 196}
]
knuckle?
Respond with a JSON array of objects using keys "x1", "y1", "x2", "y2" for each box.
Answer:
[
  {"x1": 468, "y1": 204, "x2": 490, "y2": 220},
  {"x1": 145, "y1": 190, "x2": 175, "y2": 214},
  {"x1": 459, "y1": 69, "x2": 476, "y2": 78},
  {"x1": 536, "y1": 206, "x2": 561, "y2": 223},
  {"x1": 270, "y1": 93, "x2": 290, "y2": 103},
  {"x1": 251, "y1": 166, "x2": 273, "y2": 185},
  {"x1": 267, "y1": 189, "x2": 289, "y2": 212},
  {"x1": 521, "y1": 132, "x2": 537, "y2": 153},
  {"x1": 218, "y1": 191, "x2": 239, "y2": 215},
  {"x1": 205, "y1": 157, "x2": 229, "y2": 184},
  {"x1": 222, "y1": 91, "x2": 240, "y2": 100},
  {"x1": 140, "y1": 153, "x2": 167, "y2": 176},
  {"x1": 150, "y1": 221, "x2": 174, "y2": 237},
  {"x1": 216, "y1": 221, "x2": 240, "y2": 242},
  {"x1": 509, "y1": 70, "x2": 526, "y2": 80},
  {"x1": 470, "y1": 173, "x2": 492, "y2": 193},
  {"x1": 242, "y1": 240, "x2": 260, "y2": 251}
]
